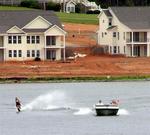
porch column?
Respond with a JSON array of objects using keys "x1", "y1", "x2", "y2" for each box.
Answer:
[
  {"x1": 4, "y1": 48, "x2": 6, "y2": 62},
  {"x1": 131, "y1": 32, "x2": 134, "y2": 57},
  {"x1": 147, "y1": 44, "x2": 150, "y2": 57},
  {"x1": 63, "y1": 35, "x2": 66, "y2": 61},
  {"x1": 44, "y1": 35, "x2": 46, "y2": 60}
]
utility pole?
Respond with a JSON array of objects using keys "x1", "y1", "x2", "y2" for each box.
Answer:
[
  {"x1": 117, "y1": 0, "x2": 119, "y2": 6},
  {"x1": 43, "y1": 0, "x2": 46, "y2": 10},
  {"x1": 63, "y1": 0, "x2": 66, "y2": 12}
]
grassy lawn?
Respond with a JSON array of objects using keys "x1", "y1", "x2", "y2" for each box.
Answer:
[
  {"x1": 55, "y1": 12, "x2": 99, "y2": 25},
  {"x1": 0, "y1": 6, "x2": 33, "y2": 10},
  {"x1": 0, "y1": 6, "x2": 99, "y2": 24}
]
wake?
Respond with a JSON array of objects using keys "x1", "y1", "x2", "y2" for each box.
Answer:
[
  {"x1": 117, "y1": 109, "x2": 129, "y2": 115},
  {"x1": 21, "y1": 91, "x2": 129, "y2": 116},
  {"x1": 22, "y1": 91, "x2": 68, "y2": 111}
]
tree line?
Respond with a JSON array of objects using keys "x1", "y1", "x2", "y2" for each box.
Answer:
[{"x1": 88, "y1": 0, "x2": 150, "y2": 8}]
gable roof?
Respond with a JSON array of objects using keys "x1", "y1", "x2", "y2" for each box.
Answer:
[
  {"x1": 65, "y1": 0, "x2": 76, "y2": 5},
  {"x1": 110, "y1": 7, "x2": 150, "y2": 29},
  {"x1": 0, "y1": 10, "x2": 63, "y2": 33},
  {"x1": 103, "y1": 10, "x2": 112, "y2": 17}
]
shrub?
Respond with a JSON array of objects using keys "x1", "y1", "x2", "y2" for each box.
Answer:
[
  {"x1": 86, "y1": 10, "x2": 100, "y2": 14},
  {"x1": 46, "y1": 2, "x2": 61, "y2": 11},
  {"x1": 20, "y1": 0, "x2": 40, "y2": 9},
  {"x1": 34, "y1": 57, "x2": 41, "y2": 61},
  {"x1": 75, "y1": 3, "x2": 81, "y2": 13}
]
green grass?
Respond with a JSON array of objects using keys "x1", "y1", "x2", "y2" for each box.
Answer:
[
  {"x1": 0, "y1": 6, "x2": 33, "y2": 10},
  {"x1": 0, "y1": 6, "x2": 98, "y2": 24},
  {"x1": 1, "y1": 75, "x2": 150, "y2": 83},
  {"x1": 55, "y1": 12, "x2": 99, "y2": 25}
]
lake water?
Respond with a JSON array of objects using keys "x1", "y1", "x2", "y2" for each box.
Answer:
[{"x1": 0, "y1": 82, "x2": 150, "y2": 135}]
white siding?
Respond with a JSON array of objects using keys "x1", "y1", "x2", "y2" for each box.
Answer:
[{"x1": 24, "y1": 17, "x2": 51, "y2": 29}]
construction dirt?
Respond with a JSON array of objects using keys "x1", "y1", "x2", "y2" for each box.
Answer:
[{"x1": 1, "y1": 23, "x2": 150, "y2": 78}]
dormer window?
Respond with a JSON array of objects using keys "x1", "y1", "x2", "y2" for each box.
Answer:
[{"x1": 108, "y1": 18, "x2": 112, "y2": 27}]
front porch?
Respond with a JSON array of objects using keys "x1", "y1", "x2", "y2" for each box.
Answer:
[
  {"x1": 44, "y1": 35, "x2": 65, "y2": 61},
  {"x1": 126, "y1": 44, "x2": 150, "y2": 57},
  {"x1": 0, "y1": 36, "x2": 5, "y2": 61}
]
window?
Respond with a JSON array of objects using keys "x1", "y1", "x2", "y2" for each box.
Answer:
[
  {"x1": 123, "y1": 32, "x2": 126, "y2": 40},
  {"x1": 118, "y1": 32, "x2": 119, "y2": 40},
  {"x1": 102, "y1": 32, "x2": 104, "y2": 38},
  {"x1": 27, "y1": 50, "x2": 30, "y2": 57},
  {"x1": 27, "y1": 36, "x2": 30, "y2": 44},
  {"x1": 36, "y1": 50, "x2": 40, "y2": 57},
  {"x1": 18, "y1": 50, "x2": 22, "y2": 57},
  {"x1": 9, "y1": 50, "x2": 12, "y2": 57},
  {"x1": 71, "y1": 7, "x2": 74, "y2": 12},
  {"x1": 36, "y1": 36, "x2": 40, "y2": 44},
  {"x1": 113, "y1": 46, "x2": 117, "y2": 54},
  {"x1": 14, "y1": 50, "x2": 17, "y2": 57},
  {"x1": 18, "y1": 36, "x2": 21, "y2": 44},
  {"x1": 13, "y1": 36, "x2": 17, "y2": 44},
  {"x1": 108, "y1": 18, "x2": 112, "y2": 26},
  {"x1": 46, "y1": 36, "x2": 56, "y2": 46},
  {"x1": 52, "y1": 36, "x2": 56, "y2": 45},
  {"x1": 113, "y1": 32, "x2": 116, "y2": 37},
  {"x1": 32, "y1": 36, "x2": 35, "y2": 44},
  {"x1": 8, "y1": 36, "x2": 12, "y2": 44},
  {"x1": 110, "y1": 46, "x2": 112, "y2": 53},
  {"x1": 103, "y1": 20, "x2": 105, "y2": 23},
  {"x1": 32, "y1": 50, "x2": 35, "y2": 57},
  {"x1": 124, "y1": 46, "x2": 126, "y2": 53},
  {"x1": 8, "y1": 36, "x2": 22, "y2": 44},
  {"x1": 118, "y1": 46, "x2": 120, "y2": 53},
  {"x1": 68, "y1": 7, "x2": 70, "y2": 12}
]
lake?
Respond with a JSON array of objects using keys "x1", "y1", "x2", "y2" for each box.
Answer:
[{"x1": 0, "y1": 82, "x2": 150, "y2": 135}]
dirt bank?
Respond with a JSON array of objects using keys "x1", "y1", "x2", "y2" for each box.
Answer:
[{"x1": 1, "y1": 23, "x2": 150, "y2": 79}]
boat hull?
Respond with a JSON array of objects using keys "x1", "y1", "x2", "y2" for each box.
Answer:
[
  {"x1": 95, "y1": 108, "x2": 119, "y2": 116},
  {"x1": 94, "y1": 104, "x2": 119, "y2": 116}
]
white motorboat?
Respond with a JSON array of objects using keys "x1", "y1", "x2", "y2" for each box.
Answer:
[{"x1": 94, "y1": 100, "x2": 119, "y2": 116}]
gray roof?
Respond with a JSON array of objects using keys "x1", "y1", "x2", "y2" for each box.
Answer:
[
  {"x1": 103, "y1": 10, "x2": 112, "y2": 17},
  {"x1": 110, "y1": 7, "x2": 150, "y2": 29},
  {"x1": 0, "y1": 10, "x2": 63, "y2": 33}
]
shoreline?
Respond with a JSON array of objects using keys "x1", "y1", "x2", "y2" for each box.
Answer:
[{"x1": 0, "y1": 76, "x2": 150, "y2": 83}]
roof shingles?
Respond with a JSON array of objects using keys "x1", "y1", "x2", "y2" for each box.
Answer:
[
  {"x1": 0, "y1": 10, "x2": 63, "y2": 33},
  {"x1": 110, "y1": 7, "x2": 150, "y2": 29}
]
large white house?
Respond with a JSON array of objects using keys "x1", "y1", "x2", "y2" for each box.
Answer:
[
  {"x1": 0, "y1": 10, "x2": 66, "y2": 62},
  {"x1": 97, "y1": 7, "x2": 150, "y2": 57}
]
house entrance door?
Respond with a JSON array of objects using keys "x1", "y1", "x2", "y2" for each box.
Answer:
[
  {"x1": 46, "y1": 50, "x2": 56, "y2": 60},
  {"x1": 0, "y1": 50, "x2": 4, "y2": 62},
  {"x1": 134, "y1": 46, "x2": 140, "y2": 57}
]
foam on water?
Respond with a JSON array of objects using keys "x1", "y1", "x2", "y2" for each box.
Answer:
[
  {"x1": 22, "y1": 91, "x2": 67, "y2": 111},
  {"x1": 73, "y1": 108, "x2": 93, "y2": 115},
  {"x1": 117, "y1": 109, "x2": 129, "y2": 115}
]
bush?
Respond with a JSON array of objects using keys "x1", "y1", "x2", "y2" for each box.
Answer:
[
  {"x1": 20, "y1": 0, "x2": 40, "y2": 9},
  {"x1": 75, "y1": 3, "x2": 81, "y2": 13},
  {"x1": 46, "y1": 2, "x2": 61, "y2": 11},
  {"x1": 86, "y1": 10, "x2": 100, "y2": 14},
  {"x1": 34, "y1": 57, "x2": 41, "y2": 61}
]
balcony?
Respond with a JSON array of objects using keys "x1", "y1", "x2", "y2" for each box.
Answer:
[
  {"x1": 126, "y1": 38, "x2": 150, "y2": 43},
  {"x1": 45, "y1": 44, "x2": 64, "y2": 49},
  {"x1": 126, "y1": 32, "x2": 150, "y2": 44}
]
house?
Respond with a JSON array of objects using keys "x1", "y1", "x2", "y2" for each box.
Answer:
[
  {"x1": 65, "y1": 0, "x2": 76, "y2": 13},
  {"x1": 44, "y1": 0, "x2": 99, "y2": 13},
  {"x1": 0, "y1": 10, "x2": 66, "y2": 62},
  {"x1": 97, "y1": 7, "x2": 150, "y2": 57}
]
